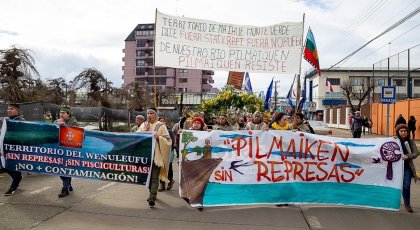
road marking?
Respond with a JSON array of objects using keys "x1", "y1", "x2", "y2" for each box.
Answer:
[
  {"x1": 97, "y1": 182, "x2": 116, "y2": 191},
  {"x1": 30, "y1": 186, "x2": 51, "y2": 195},
  {"x1": 307, "y1": 216, "x2": 322, "y2": 229}
]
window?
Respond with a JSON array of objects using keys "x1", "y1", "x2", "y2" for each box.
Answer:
[
  {"x1": 393, "y1": 79, "x2": 405, "y2": 86},
  {"x1": 351, "y1": 77, "x2": 364, "y2": 86},
  {"x1": 179, "y1": 78, "x2": 188, "y2": 83},
  {"x1": 136, "y1": 68, "x2": 146, "y2": 75},
  {"x1": 414, "y1": 80, "x2": 420, "y2": 87},
  {"x1": 375, "y1": 78, "x2": 385, "y2": 86},
  {"x1": 155, "y1": 68, "x2": 167, "y2": 75},
  {"x1": 135, "y1": 30, "x2": 154, "y2": 36},
  {"x1": 179, "y1": 69, "x2": 188, "y2": 73},
  {"x1": 136, "y1": 50, "x2": 145, "y2": 57},
  {"x1": 178, "y1": 88, "x2": 184, "y2": 92},
  {"x1": 136, "y1": 40, "x2": 147, "y2": 47},
  {"x1": 326, "y1": 78, "x2": 340, "y2": 85},
  {"x1": 136, "y1": 60, "x2": 146, "y2": 66},
  {"x1": 145, "y1": 58, "x2": 153, "y2": 66},
  {"x1": 202, "y1": 79, "x2": 208, "y2": 84},
  {"x1": 147, "y1": 77, "x2": 167, "y2": 85}
]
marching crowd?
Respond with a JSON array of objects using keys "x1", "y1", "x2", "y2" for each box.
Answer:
[{"x1": 1, "y1": 104, "x2": 418, "y2": 213}]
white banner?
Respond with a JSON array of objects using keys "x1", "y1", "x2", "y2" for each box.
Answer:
[
  {"x1": 179, "y1": 130, "x2": 403, "y2": 210},
  {"x1": 155, "y1": 11, "x2": 304, "y2": 74}
]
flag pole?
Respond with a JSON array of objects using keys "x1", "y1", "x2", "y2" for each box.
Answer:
[
  {"x1": 153, "y1": 8, "x2": 158, "y2": 108},
  {"x1": 294, "y1": 13, "x2": 305, "y2": 116}
]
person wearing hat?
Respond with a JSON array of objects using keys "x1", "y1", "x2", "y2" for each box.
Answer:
[
  {"x1": 395, "y1": 124, "x2": 418, "y2": 213},
  {"x1": 191, "y1": 117, "x2": 205, "y2": 131},
  {"x1": 245, "y1": 111, "x2": 267, "y2": 130},
  {"x1": 131, "y1": 115, "x2": 145, "y2": 132},
  {"x1": 137, "y1": 108, "x2": 172, "y2": 207},
  {"x1": 55, "y1": 106, "x2": 79, "y2": 198},
  {"x1": 3, "y1": 103, "x2": 25, "y2": 196}
]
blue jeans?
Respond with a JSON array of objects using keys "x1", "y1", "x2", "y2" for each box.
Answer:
[{"x1": 402, "y1": 167, "x2": 413, "y2": 206}]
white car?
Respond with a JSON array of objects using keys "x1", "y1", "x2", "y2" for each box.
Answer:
[{"x1": 308, "y1": 120, "x2": 333, "y2": 135}]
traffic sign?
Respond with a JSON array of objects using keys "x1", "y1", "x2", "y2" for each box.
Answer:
[{"x1": 381, "y1": 86, "x2": 396, "y2": 104}]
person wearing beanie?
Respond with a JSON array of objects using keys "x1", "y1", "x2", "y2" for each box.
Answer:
[
  {"x1": 55, "y1": 106, "x2": 79, "y2": 198},
  {"x1": 3, "y1": 103, "x2": 25, "y2": 196},
  {"x1": 137, "y1": 108, "x2": 172, "y2": 208},
  {"x1": 191, "y1": 117, "x2": 205, "y2": 130},
  {"x1": 395, "y1": 123, "x2": 418, "y2": 213}
]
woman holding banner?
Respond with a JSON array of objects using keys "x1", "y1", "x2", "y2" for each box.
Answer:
[
  {"x1": 395, "y1": 124, "x2": 418, "y2": 213},
  {"x1": 269, "y1": 112, "x2": 290, "y2": 130}
]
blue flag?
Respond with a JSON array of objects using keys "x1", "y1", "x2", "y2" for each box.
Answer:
[
  {"x1": 244, "y1": 72, "x2": 253, "y2": 94},
  {"x1": 297, "y1": 76, "x2": 307, "y2": 112},
  {"x1": 287, "y1": 76, "x2": 296, "y2": 107},
  {"x1": 264, "y1": 79, "x2": 274, "y2": 110}
]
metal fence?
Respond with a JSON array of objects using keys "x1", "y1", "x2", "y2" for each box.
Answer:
[{"x1": 373, "y1": 44, "x2": 420, "y2": 102}]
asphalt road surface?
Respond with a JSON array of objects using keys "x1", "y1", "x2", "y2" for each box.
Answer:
[{"x1": 0, "y1": 129, "x2": 419, "y2": 230}]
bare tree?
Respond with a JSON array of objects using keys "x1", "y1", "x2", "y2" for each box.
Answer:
[
  {"x1": 46, "y1": 77, "x2": 68, "y2": 104},
  {"x1": 0, "y1": 46, "x2": 39, "y2": 102},
  {"x1": 125, "y1": 81, "x2": 153, "y2": 111},
  {"x1": 340, "y1": 78, "x2": 375, "y2": 113},
  {"x1": 71, "y1": 68, "x2": 110, "y2": 106}
]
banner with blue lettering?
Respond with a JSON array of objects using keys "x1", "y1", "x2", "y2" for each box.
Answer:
[
  {"x1": 0, "y1": 120, "x2": 155, "y2": 185},
  {"x1": 179, "y1": 130, "x2": 403, "y2": 210}
]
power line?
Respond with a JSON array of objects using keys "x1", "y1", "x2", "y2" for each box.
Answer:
[
  {"x1": 329, "y1": 7, "x2": 420, "y2": 69},
  {"x1": 346, "y1": 22, "x2": 420, "y2": 67},
  {"x1": 331, "y1": 0, "x2": 389, "y2": 47}
]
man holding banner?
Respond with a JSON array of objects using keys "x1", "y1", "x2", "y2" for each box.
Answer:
[
  {"x1": 3, "y1": 103, "x2": 25, "y2": 196},
  {"x1": 55, "y1": 106, "x2": 79, "y2": 198},
  {"x1": 137, "y1": 108, "x2": 172, "y2": 207}
]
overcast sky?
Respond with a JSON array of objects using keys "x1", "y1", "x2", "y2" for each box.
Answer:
[{"x1": 1, "y1": 0, "x2": 419, "y2": 96}]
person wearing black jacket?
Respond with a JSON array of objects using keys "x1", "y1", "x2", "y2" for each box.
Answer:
[
  {"x1": 408, "y1": 115, "x2": 417, "y2": 140},
  {"x1": 395, "y1": 114, "x2": 407, "y2": 127},
  {"x1": 3, "y1": 104, "x2": 25, "y2": 196}
]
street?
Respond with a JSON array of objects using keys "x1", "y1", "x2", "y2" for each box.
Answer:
[{"x1": 1, "y1": 129, "x2": 419, "y2": 230}]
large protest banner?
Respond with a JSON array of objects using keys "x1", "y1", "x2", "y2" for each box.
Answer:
[
  {"x1": 155, "y1": 11, "x2": 303, "y2": 74},
  {"x1": 179, "y1": 130, "x2": 403, "y2": 210},
  {"x1": 0, "y1": 120, "x2": 155, "y2": 185}
]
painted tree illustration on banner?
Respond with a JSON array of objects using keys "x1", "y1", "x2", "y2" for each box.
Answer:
[{"x1": 181, "y1": 131, "x2": 198, "y2": 163}]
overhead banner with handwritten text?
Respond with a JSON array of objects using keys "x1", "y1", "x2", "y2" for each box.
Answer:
[
  {"x1": 179, "y1": 130, "x2": 403, "y2": 210},
  {"x1": 0, "y1": 120, "x2": 155, "y2": 186},
  {"x1": 155, "y1": 11, "x2": 303, "y2": 74}
]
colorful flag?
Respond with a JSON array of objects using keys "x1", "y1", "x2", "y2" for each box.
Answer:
[
  {"x1": 264, "y1": 79, "x2": 274, "y2": 110},
  {"x1": 326, "y1": 80, "x2": 334, "y2": 92},
  {"x1": 304, "y1": 28, "x2": 321, "y2": 76},
  {"x1": 244, "y1": 72, "x2": 253, "y2": 94}
]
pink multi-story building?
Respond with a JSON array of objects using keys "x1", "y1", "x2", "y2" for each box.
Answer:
[{"x1": 122, "y1": 24, "x2": 214, "y2": 92}]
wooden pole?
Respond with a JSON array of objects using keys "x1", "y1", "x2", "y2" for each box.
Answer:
[
  {"x1": 294, "y1": 13, "x2": 306, "y2": 116},
  {"x1": 153, "y1": 8, "x2": 158, "y2": 108}
]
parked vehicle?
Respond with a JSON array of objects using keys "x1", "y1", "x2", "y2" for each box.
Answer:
[{"x1": 308, "y1": 120, "x2": 333, "y2": 135}]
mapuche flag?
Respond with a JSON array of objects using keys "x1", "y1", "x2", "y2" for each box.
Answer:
[{"x1": 303, "y1": 28, "x2": 321, "y2": 76}]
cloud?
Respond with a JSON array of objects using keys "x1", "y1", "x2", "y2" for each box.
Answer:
[
  {"x1": 32, "y1": 47, "x2": 122, "y2": 86},
  {"x1": 0, "y1": 29, "x2": 18, "y2": 36}
]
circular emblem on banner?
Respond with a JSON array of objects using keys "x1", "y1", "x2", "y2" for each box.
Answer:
[{"x1": 379, "y1": 141, "x2": 402, "y2": 180}]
